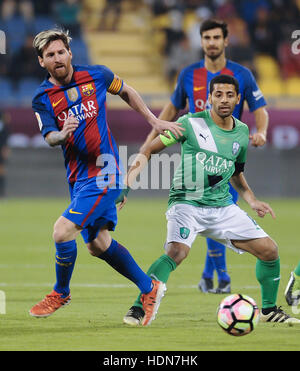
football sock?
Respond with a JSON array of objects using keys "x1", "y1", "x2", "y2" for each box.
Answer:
[
  {"x1": 202, "y1": 248, "x2": 215, "y2": 280},
  {"x1": 294, "y1": 261, "x2": 300, "y2": 277},
  {"x1": 202, "y1": 238, "x2": 230, "y2": 282},
  {"x1": 54, "y1": 240, "x2": 77, "y2": 298},
  {"x1": 98, "y1": 239, "x2": 152, "y2": 294},
  {"x1": 133, "y1": 254, "x2": 177, "y2": 309},
  {"x1": 256, "y1": 258, "x2": 280, "y2": 310},
  {"x1": 293, "y1": 261, "x2": 300, "y2": 291}
]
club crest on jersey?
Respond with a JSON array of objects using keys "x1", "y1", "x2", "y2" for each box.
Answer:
[
  {"x1": 81, "y1": 83, "x2": 94, "y2": 97},
  {"x1": 67, "y1": 87, "x2": 79, "y2": 102},
  {"x1": 232, "y1": 141, "x2": 240, "y2": 155}
]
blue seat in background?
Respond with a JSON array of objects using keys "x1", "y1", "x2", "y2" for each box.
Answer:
[
  {"x1": 1, "y1": 16, "x2": 28, "y2": 54},
  {"x1": 16, "y1": 78, "x2": 40, "y2": 106},
  {"x1": 71, "y1": 38, "x2": 90, "y2": 65},
  {"x1": 33, "y1": 16, "x2": 56, "y2": 34},
  {"x1": 0, "y1": 78, "x2": 17, "y2": 106}
]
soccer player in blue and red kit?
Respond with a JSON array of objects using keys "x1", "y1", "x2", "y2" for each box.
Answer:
[
  {"x1": 29, "y1": 29, "x2": 183, "y2": 322},
  {"x1": 124, "y1": 19, "x2": 269, "y2": 301}
]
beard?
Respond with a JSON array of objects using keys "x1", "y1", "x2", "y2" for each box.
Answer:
[
  {"x1": 216, "y1": 106, "x2": 234, "y2": 118},
  {"x1": 204, "y1": 48, "x2": 224, "y2": 61},
  {"x1": 51, "y1": 64, "x2": 70, "y2": 82}
]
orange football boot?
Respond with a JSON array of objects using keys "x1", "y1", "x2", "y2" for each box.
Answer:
[
  {"x1": 29, "y1": 290, "x2": 71, "y2": 318},
  {"x1": 141, "y1": 280, "x2": 166, "y2": 326}
]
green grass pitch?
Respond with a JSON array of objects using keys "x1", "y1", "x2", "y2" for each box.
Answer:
[{"x1": 0, "y1": 197, "x2": 300, "y2": 351}]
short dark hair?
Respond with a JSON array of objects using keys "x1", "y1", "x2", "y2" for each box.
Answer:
[
  {"x1": 209, "y1": 74, "x2": 240, "y2": 95},
  {"x1": 200, "y1": 19, "x2": 228, "y2": 39}
]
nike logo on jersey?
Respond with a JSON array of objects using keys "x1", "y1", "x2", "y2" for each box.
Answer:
[
  {"x1": 52, "y1": 97, "x2": 64, "y2": 108},
  {"x1": 69, "y1": 209, "x2": 83, "y2": 215},
  {"x1": 194, "y1": 86, "x2": 205, "y2": 91}
]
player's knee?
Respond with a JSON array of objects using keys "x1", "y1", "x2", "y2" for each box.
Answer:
[
  {"x1": 87, "y1": 239, "x2": 108, "y2": 257},
  {"x1": 52, "y1": 223, "x2": 71, "y2": 243},
  {"x1": 260, "y1": 238, "x2": 278, "y2": 261},
  {"x1": 52, "y1": 227, "x2": 67, "y2": 243},
  {"x1": 166, "y1": 242, "x2": 190, "y2": 265}
]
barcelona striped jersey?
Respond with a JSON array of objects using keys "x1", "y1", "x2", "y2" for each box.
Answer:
[
  {"x1": 171, "y1": 59, "x2": 266, "y2": 119},
  {"x1": 32, "y1": 64, "x2": 123, "y2": 186}
]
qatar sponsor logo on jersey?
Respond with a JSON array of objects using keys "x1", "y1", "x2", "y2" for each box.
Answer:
[
  {"x1": 57, "y1": 100, "x2": 97, "y2": 122},
  {"x1": 196, "y1": 151, "x2": 234, "y2": 175}
]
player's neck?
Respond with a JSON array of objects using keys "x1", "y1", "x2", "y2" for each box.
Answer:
[
  {"x1": 204, "y1": 54, "x2": 226, "y2": 73},
  {"x1": 210, "y1": 110, "x2": 234, "y2": 131}
]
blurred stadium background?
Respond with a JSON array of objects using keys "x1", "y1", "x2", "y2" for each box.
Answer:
[{"x1": 0, "y1": 0, "x2": 300, "y2": 198}]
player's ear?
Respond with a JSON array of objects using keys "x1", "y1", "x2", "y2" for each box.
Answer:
[
  {"x1": 224, "y1": 36, "x2": 229, "y2": 48},
  {"x1": 208, "y1": 93, "x2": 212, "y2": 104},
  {"x1": 38, "y1": 56, "x2": 45, "y2": 68},
  {"x1": 236, "y1": 93, "x2": 241, "y2": 105}
]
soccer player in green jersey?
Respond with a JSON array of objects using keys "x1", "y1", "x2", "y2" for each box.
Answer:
[
  {"x1": 285, "y1": 261, "x2": 300, "y2": 307},
  {"x1": 118, "y1": 74, "x2": 300, "y2": 326}
]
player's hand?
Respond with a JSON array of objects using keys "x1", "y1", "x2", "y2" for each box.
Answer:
[
  {"x1": 249, "y1": 132, "x2": 266, "y2": 147},
  {"x1": 250, "y1": 200, "x2": 276, "y2": 219},
  {"x1": 115, "y1": 186, "x2": 130, "y2": 211},
  {"x1": 61, "y1": 115, "x2": 79, "y2": 141},
  {"x1": 150, "y1": 118, "x2": 184, "y2": 139}
]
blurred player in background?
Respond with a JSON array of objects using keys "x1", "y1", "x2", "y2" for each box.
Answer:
[
  {"x1": 285, "y1": 261, "x2": 300, "y2": 307},
  {"x1": 29, "y1": 28, "x2": 183, "y2": 319},
  {"x1": 120, "y1": 75, "x2": 300, "y2": 326},
  {"x1": 137, "y1": 19, "x2": 269, "y2": 295}
]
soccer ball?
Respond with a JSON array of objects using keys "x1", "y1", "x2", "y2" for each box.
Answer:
[{"x1": 217, "y1": 294, "x2": 260, "y2": 336}]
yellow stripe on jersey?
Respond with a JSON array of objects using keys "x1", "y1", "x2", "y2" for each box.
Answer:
[{"x1": 108, "y1": 75, "x2": 123, "y2": 95}]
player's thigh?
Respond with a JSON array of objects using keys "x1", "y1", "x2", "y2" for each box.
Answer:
[
  {"x1": 231, "y1": 237, "x2": 278, "y2": 261},
  {"x1": 165, "y1": 204, "x2": 199, "y2": 248}
]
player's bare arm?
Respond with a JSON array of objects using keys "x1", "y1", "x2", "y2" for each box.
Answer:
[
  {"x1": 45, "y1": 115, "x2": 79, "y2": 147},
  {"x1": 250, "y1": 107, "x2": 269, "y2": 147},
  {"x1": 230, "y1": 172, "x2": 276, "y2": 219},
  {"x1": 117, "y1": 136, "x2": 166, "y2": 210},
  {"x1": 140, "y1": 101, "x2": 180, "y2": 153},
  {"x1": 118, "y1": 83, "x2": 184, "y2": 139}
]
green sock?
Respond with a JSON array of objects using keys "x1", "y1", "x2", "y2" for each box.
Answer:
[
  {"x1": 133, "y1": 254, "x2": 177, "y2": 309},
  {"x1": 294, "y1": 261, "x2": 300, "y2": 277},
  {"x1": 293, "y1": 261, "x2": 300, "y2": 291},
  {"x1": 256, "y1": 258, "x2": 280, "y2": 309}
]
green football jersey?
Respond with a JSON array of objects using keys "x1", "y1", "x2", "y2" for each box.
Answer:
[{"x1": 160, "y1": 110, "x2": 249, "y2": 208}]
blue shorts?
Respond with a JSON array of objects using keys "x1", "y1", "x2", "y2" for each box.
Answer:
[{"x1": 62, "y1": 177, "x2": 121, "y2": 244}]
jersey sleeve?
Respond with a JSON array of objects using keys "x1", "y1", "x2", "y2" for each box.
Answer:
[
  {"x1": 97, "y1": 65, "x2": 123, "y2": 95},
  {"x1": 235, "y1": 126, "x2": 249, "y2": 170},
  {"x1": 243, "y1": 69, "x2": 267, "y2": 112},
  {"x1": 170, "y1": 68, "x2": 188, "y2": 110},
  {"x1": 32, "y1": 94, "x2": 58, "y2": 138}
]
